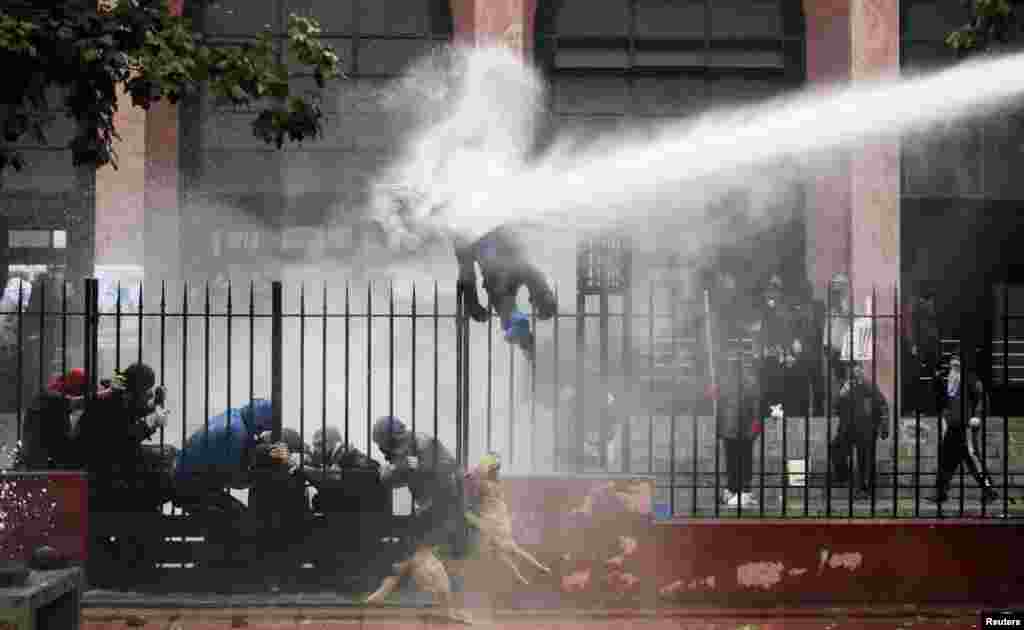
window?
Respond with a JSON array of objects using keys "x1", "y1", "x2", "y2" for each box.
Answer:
[
  {"x1": 7, "y1": 229, "x2": 66, "y2": 249},
  {"x1": 537, "y1": 0, "x2": 805, "y2": 121},
  {"x1": 202, "y1": 0, "x2": 453, "y2": 78}
]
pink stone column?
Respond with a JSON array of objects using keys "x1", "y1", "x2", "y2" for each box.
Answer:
[
  {"x1": 802, "y1": 0, "x2": 852, "y2": 300},
  {"x1": 450, "y1": 0, "x2": 537, "y2": 56},
  {"x1": 850, "y1": 0, "x2": 900, "y2": 405},
  {"x1": 143, "y1": 0, "x2": 184, "y2": 289}
]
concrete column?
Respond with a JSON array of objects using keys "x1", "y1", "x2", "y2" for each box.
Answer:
[
  {"x1": 802, "y1": 0, "x2": 851, "y2": 299},
  {"x1": 94, "y1": 87, "x2": 146, "y2": 270},
  {"x1": 850, "y1": 0, "x2": 900, "y2": 403}
]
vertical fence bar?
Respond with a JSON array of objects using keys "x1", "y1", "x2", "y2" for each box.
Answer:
[
  {"x1": 530, "y1": 310, "x2": 537, "y2": 472},
  {"x1": 958, "y1": 331, "x2": 967, "y2": 517},
  {"x1": 487, "y1": 305, "x2": 494, "y2": 454},
  {"x1": 204, "y1": 283, "x2": 211, "y2": 452},
  {"x1": 61, "y1": 281, "x2": 68, "y2": 384},
  {"x1": 894, "y1": 286, "x2": 902, "y2": 517},
  {"x1": 322, "y1": 284, "x2": 328, "y2": 474},
  {"x1": 411, "y1": 285, "x2": 417, "y2": 436},
  {"x1": 159, "y1": 283, "x2": 166, "y2": 453},
  {"x1": 345, "y1": 284, "x2": 350, "y2": 449},
  {"x1": 825, "y1": 283, "x2": 833, "y2": 518},
  {"x1": 1002, "y1": 283, "x2": 1009, "y2": 516},
  {"x1": 137, "y1": 283, "x2": 143, "y2": 366},
  {"x1": 16, "y1": 281, "x2": 24, "y2": 442},
  {"x1": 37, "y1": 279, "x2": 46, "y2": 392},
  {"x1": 433, "y1": 282, "x2": 439, "y2": 452},
  {"x1": 182, "y1": 282, "x2": 190, "y2": 467},
  {"x1": 576, "y1": 291, "x2": 585, "y2": 473},
  {"x1": 705, "y1": 289, "x2": 720, "y2": 519},
  {"x1": 759, "y1": 336, "x2": 767, "y2": 516},
  {"x1": 649, "y1": 284, "x2": 655, "y2": 476},
  {"x1": 455, "y1": 284, "x2": 463, "y2": 466},
  {"x1": 870, "y1": 287, "x2": 878, "y2": 517},
  {"x1": 913, "y1": 291, "x2": 922, "y2": 517},
  {"x1": 366, "y1": 283, "x2": 372, "y2": 455},
  {"x1": 934, "y1": 320, "x2": 943, "y2": 517},
  {"x1": 300, "y1": 284, "x2": 306, "y2": 467},
  {"x1": 249, "y1": 281, "x2": 255, "y2": 432},
  {"x1": 115, "y1": 281, "x2": 122, "y2": 372},
  {"x1": 553, "y1": 288, "x2": 561, "y2": 472},
  {"x1": 847, "y1": 289, "x2": 855, "y2": 518},
  {"x1": 226, "y1": 282, "x2": 233, "y2": 473},
  {"x1": 271, "y1": 281, "x2": 283, "y2": 443},
  {"x1": 622, "y1": 288, "x2": 632, "y2": 475},
  {"x1": 389, "y1": 284, "x2": 394, "y2": 423},
  {"x1": 83, "y1": 279, "x2": 98, "y2": 399},
  {"x1": 803, "y1": 360, "x2": 810, "y2": 517},
  {"x1": 669, "y1": 315, "x2": 677, "y2": 518},
  {"x1": 599, "y1": 290, "x2": 610, "y2": 471},
  {"x1": 508, "y1": 333, "x2": 515, "y2": 467}
]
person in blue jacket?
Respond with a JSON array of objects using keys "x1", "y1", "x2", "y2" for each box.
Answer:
[{"x1": 174, "y1": 399, "x2": 302, "y2": 514}]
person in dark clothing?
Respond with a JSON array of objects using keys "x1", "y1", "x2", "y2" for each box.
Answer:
[
  {"x1": 454, "y1": 226, "x2": 557, "y2": 360},
  {"x1": 699, "y1": 270, "x2": 777, "y2": 508},
  {"x1": 71, "y1": 362, "x2": 174, "y2": 510},
  {"x1": 13, "y1": 368, "x2": 88, "y2": 470},
  {"x1": 931, "y1": 353, "x2": 999, "y2": 505},
  {"x1": 828, "y1": 363, "x2": 890, "y2": 498},
  {"x1": 370, "y1": 415, "x2": 469, "y2": 613}
]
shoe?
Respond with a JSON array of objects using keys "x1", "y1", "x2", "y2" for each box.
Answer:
[{"x1": 740, "y1": 492, "x2": 757, "y2": 507}]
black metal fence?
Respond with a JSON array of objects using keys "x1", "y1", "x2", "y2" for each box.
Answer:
[{"x1": 1, "y1": 277, "x2": 1022, "y2": 525}]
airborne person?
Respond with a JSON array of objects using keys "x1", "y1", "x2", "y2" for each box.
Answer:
[{"x1": 454, "y1": 225, "x2": 558, "y2": 360}]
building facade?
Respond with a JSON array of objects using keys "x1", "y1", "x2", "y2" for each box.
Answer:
[{"x1": 2, "y1": 0, "x2": 1022, "y2": 343}]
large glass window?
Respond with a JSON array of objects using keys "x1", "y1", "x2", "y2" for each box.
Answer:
[{"x1": 537, "y1": 0, "x2": 805, "y2": 121}]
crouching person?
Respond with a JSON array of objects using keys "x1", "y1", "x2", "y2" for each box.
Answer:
[
  {"x1": 13, "y1": 368, "x2": 89, "y2": 470},
  {"x1": 71, "y1": 363, "x2": 174, "y2": 511},
  {"x1": 174, "y1": 398, "x2": 305, "y2": 517},
  {"x1": 366, "y1": 415, "x2": 471, "y2": 624}
]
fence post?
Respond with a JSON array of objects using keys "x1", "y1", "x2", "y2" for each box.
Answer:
[
  {"x1": 271, "y1": 281, "x2": 283, "y2": 443},
  {"x1": 84, "y1": 278, "x2": 99, "y2": 398}
]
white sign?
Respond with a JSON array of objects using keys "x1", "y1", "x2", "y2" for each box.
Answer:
[{"x1": 840, "y1": 296, "x2": 874, "y2": 361}]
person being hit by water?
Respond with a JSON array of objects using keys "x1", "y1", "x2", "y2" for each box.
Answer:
[
  {"x1": 828, "y1": 362, "x2": 890, "y2": 499},
  {"x1": 931, "y1": 352, "x2": 1000, "y2": 505},
  {"x1": 70, "y1": 362, "x2": 174, "y2": 510},
  {"x1": 454, "y1": 225, "x2": 557, "y2": 360},
  {"x1": 13, "y1": 367, "x2": 88, "y2": 471}
]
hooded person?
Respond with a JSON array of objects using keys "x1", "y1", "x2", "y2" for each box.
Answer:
[
  {"x1": 372, "y1": 415, "x2": 460, "y2": 534},
  {"x1": 454, "y1": 225, "x2": 557, "y2": 360},
  {"x1": 71, "y1": 362, "x2": 174, "y2": 510},
  {"x1": 931, "y1": 351, "x2": 1000, "y2": 505},
  {"x1": 13, "y1": 368, "x2": 88, "y2": 470}
]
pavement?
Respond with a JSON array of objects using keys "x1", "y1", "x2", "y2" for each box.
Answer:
[{"x1": 79, "y1": 605, "x2": 1006, "y2": 629}]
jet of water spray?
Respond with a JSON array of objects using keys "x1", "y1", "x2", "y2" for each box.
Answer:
[{"x1": 365, "y1": 44, "x2": 1024, "y2": 271}]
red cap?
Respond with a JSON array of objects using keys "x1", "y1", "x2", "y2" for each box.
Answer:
[{"x1": 48, "y1": 368, "x2": 87, "y2": 397}]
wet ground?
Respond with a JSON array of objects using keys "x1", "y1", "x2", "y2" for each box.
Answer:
[{"x1": 79, "y1": 605, "x2": 999, "y2": 629}]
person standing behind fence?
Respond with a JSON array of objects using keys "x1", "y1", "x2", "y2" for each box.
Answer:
[
  {"x1": 931, "y1": 352, "x2": 1000, "y2": 505},
  {"x1": 828, "y1": 363, "x2": 890, "y2": 498},
  {"x1": 700, "y1": 270, "x2": 764, "y2": 508}
]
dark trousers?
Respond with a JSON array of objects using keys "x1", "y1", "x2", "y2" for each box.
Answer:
[
  {"x1": 937, "y1": 422, "x2": 994, "y2": 493},
  {"x1": 829, "y1": 423, "x2": 877, "y2": 493},
  {"x1": 723, "y1": 438, "x2": 754, "y2": 494}
]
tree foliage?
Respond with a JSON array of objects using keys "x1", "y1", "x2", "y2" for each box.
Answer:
[
  {"x1": 946, "y1": 0, "x2": 1017, "y2": 54},
  {"x1": 0, "y1": 0, "x2": 342, "y2": 177}
]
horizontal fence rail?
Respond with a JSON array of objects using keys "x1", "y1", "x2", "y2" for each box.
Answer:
[{"x1": 1, "y1": 277, "x2": 1022, "y2": 588}]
